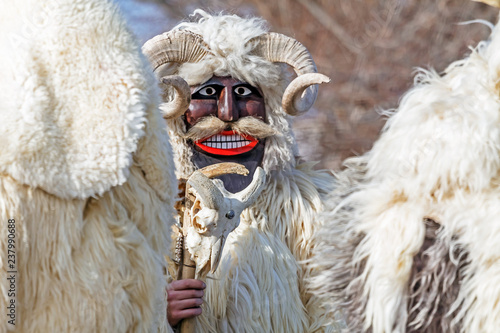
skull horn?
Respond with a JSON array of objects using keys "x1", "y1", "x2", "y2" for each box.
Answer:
[
  {"x1": 187, "y1": 171, "x2": 224, "y2": 211},
  {"x1": 231, "y1": 167, "x2": 266, "y2": 204},
  {"x1": 251, "y1": 32, "x2": 330, "y2": 116},
  {"x1": 198, "y1": 162, "x2": 249, "y2": 179}
]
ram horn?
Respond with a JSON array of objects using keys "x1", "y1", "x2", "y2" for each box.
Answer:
[
  {"x1": 251, "y1": 32, "x2": 330, "y2": 116},
  {"x1": 142, "y1": 30, "x2": 209, "y2": 118},
  {"x1": 158, "y1": 75, "x2": 191, "y2": 119},
  {"x1": 142, "y1": 30, "x2": 209, "y2": 71}
]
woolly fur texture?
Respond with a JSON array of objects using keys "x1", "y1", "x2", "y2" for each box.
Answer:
[
  {"x1": 157, "y1": 10, "x2": 338, "y2": 332},
  {"x1": 309, "y1": 17, "x2": 500, "y2": 333},
  {"x1": 0, "y1": 0, "x2": 176, "y2": 332}
]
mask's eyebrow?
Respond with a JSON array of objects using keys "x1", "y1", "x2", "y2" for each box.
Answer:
[{"x1": 192, "y1": 82, "x2": 224, "y2": 94}]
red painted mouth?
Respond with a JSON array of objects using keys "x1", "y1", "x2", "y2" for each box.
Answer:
[{"x1": 195, "y1": 130, "x2": 258, "y2": 156}]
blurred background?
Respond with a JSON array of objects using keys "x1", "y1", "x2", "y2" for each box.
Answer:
[{"x1": 115, "y1": 0, "x2": 498, "y2": 170}]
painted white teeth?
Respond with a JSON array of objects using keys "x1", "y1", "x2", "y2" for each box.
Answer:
[{"x1": 203, "y1": 133, "x2": 254, "y2": 149}]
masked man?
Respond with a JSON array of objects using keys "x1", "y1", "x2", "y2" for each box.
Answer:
[{"x1": 143, "y1": 10, "x2": 338, "y2": 332}]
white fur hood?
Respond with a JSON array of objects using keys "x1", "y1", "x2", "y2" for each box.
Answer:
[{"x1": 0, "y1": 0, "x2": 161, "y2": 200}]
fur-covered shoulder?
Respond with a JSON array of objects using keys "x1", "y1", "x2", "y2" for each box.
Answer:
[
  {"x1": 0, "y1": 0, "x2": 165, "y2": 200},
  {"x1": 368, "y1": 28, "x2": 500, "y2": 198},
  {"x1": 309, "y1": 17, "x2": 500, "y2": 333}
]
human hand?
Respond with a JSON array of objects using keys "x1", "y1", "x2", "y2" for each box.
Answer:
[{"x1": 166, "y1": 279, "x2": 206, "y2": 327}]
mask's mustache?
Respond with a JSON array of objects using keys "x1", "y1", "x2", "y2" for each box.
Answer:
[{"x1": 183, "y1": 116, "x2": 276, "y2": 142}]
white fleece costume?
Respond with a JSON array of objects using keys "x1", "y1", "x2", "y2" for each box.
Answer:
[
  {"x1": 146, "y1": 11, "x2": 338, "y2": 333},
  {"x1": 309, "y1": 13, "x2": 500, "y2": 333},
  {"x1": 0, "y1": 0, "x2": 176, "y2": 332}
]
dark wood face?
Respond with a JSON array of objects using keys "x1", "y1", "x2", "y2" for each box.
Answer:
[
  {"x1": 183, "y1": 76, "x2": 267, "y2": 194},
  {"x1": 184, "y1": 76, "x2": 266, "y2": 129}
]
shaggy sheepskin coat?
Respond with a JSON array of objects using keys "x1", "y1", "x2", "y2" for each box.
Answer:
[
  {"x1": 0, "y1": 0, "x2": 176, "y2": 332},
  {"x1": 309, "y1": 16, "x2": 500, "y2": 333},
  {"x1": 157, "y1": 11, "x2": 338, "y2": 333}
]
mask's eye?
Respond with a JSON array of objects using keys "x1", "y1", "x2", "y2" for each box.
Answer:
[
  {"x1": 198, "y1": 86, "x2": 218, "y2": 96},
  {"x1": 234, "y1": 86, "x2": 252, "y2": 96}
]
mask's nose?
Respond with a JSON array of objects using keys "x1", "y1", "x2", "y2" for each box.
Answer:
[{"x1": 218, "y1": 86, "x2": 239, "y2": 122}]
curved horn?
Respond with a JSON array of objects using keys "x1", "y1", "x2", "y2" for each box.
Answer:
[
  {"x1": 474, "y1": 0, "x2": 500, "y2": 8},
  {"x1": 234, "y1": 167, "x2": 266, "y2": 205},
  {"x1": 210, "y1": 236, "x2": 226, "y2": 273},
  {"x1": 251, "y1": 32, "x2": 330, "y2": 116},
  {"x1": 282, "y1": 73, "x2": 330, "y2": 116},
  {"x1": 188, "y1": 171, "x2": 224, "y2": 210},
  {"x1": 142, "y1": 30, "x2": 209, "y2": 119},
  {"x1": 199, "y1": 162, "x2": 249, "y2": 179},
  {"x1": 142, "y1": 30, "x2": 209, "y2": 71},
  {"x1": 159, "y1": 75, "x2": 191, "y2": 119}
]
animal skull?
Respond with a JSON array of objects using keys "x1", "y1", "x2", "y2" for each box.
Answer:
[{"x1": 184, "y1": 165, "x2": 266, "y2": 278}]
